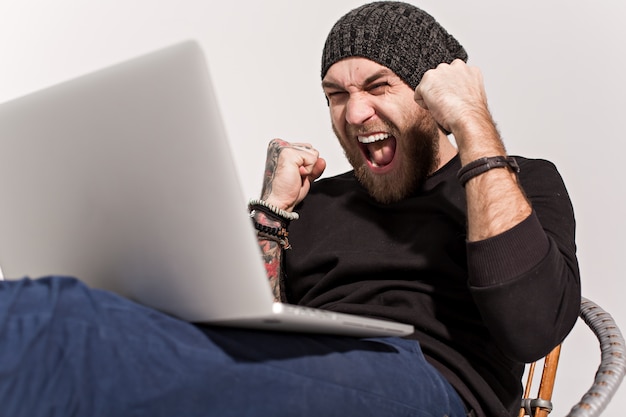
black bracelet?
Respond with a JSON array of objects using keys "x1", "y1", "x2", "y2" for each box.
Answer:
[
  {"x1": 457, "y1": 156, "x2": 520, "y2": 187},
  {"x1": 252, "y1": 221, "x2": 291, "y2": 249},
  {"x1": 253, "y1": 222, "x2": 288, "y2": 237}
]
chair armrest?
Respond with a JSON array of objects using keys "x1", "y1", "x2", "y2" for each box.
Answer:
[{"x1": 566, "y1": 297, "x2": 626, "y2": 417}]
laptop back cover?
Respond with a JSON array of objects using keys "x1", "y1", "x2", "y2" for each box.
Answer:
[{"x1": 0, "y1": 41, "x2": 277, "y2": 322}]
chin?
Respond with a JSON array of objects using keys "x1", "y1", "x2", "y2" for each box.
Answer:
[{"x1": 354, "y1": 162, "x2": 419, "y2": 205}]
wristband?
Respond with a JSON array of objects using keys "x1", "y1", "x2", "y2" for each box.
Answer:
[
  {"x1": 248, "y1": 199, "x2": 299, "y2": 222},
  {"x1": 252, "y1": 221, "x2": 291, "y2": 250},
  {"x1": 457, "y1": 156, "x2": 520, "y2": 187}
]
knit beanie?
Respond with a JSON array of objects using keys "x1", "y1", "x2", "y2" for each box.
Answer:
[{"x1": 321, "y1": 1, "x2": 468, "y2": 89}]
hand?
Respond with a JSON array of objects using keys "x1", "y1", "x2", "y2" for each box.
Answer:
[
  {"x1": 414, "y1": 59, "x2": 490, "y2": 138},
  {"x1": 260, "y1": 139, "x2": 326, "y2": 211},
  {"x1": 415, "y1": 62, "x2": 530, "y2": 241}
]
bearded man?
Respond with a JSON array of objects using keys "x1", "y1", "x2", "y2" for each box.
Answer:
[{"x1": 251, "y1": 2, "x2": 580, "y2": 416}]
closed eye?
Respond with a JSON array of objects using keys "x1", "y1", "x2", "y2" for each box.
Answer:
[
  {"x1": 367, "y1": 82, "x2": 390, "y2": 95},
  {"x1": 325, "y1": 90, "x2": 348, "y2": 103},
  {"x1": 327, "y1": 90, "x2": 346, "y2": 97}
]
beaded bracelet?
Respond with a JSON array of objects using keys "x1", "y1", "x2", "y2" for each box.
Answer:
[
  {"x1": 457, "y1": 156, "x2": 520, "y2": 187},
  {"x1": 249, "y1": 204, "x2": 288, "y2": 226},
  {"x1": 253, "y1": 221, "x2": 291, "y2": 249},
  {"x1": 248, "y1": 199, "x2": 299, "y2": 222}
]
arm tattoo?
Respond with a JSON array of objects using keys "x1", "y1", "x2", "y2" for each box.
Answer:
[
  {"x1": 258, "y1": 237, "x2": 283, "y2": 302},
  {"x1": 252, "y1": 209, "x2": 285, "y2": 302},
  {"x1": 261, "y1": 139, "x2": 289, "y2": 200}
]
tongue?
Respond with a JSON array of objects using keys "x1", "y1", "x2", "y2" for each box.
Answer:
[{"x1": 367, "y1": 138, "x2": 396, "y2": 166}]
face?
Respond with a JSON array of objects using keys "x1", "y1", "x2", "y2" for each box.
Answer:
[{"x1": 322, "y1": 57, "x2": 445, "y2": 204}]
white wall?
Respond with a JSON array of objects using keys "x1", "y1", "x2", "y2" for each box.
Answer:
[{"x1": 1, "y1": 0, "x2": 624, "y2": 414}]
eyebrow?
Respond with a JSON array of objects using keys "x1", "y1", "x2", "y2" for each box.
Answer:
[
  {"x1": 322, "y1": 68, "x2": 395, "y2": 90},
  {"x1": 363, "y1": 69, "x2": 394, "y2": 86}
]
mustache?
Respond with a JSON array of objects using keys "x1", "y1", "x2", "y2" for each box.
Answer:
[{"x1": 345, "y1": 120, "x2": 397, "y2": 138}]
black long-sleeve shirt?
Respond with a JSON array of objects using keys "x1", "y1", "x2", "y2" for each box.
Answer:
[{"x1": 283, "y1": 154, "x2": 581, "y2": 416}]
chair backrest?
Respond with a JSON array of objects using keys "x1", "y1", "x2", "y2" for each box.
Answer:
[{"x1": 519, "y1": 297, "x2": 626, "y2": 417}]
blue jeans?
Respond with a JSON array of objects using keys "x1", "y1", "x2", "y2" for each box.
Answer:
[{"x1": 0, "y1": 277, "x2": 466, "y2": 417}]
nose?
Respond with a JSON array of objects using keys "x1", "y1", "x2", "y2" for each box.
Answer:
[{"x1": 345, "y1": 94, "x2": 375, "y2": 126}]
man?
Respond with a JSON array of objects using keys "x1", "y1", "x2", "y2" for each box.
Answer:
[
  {"x1": 249, "y1": 1, "x2": 580, "y2": 416},
  {"x1": 0, "y1": 2, "x2": 579, "y2": 417}
]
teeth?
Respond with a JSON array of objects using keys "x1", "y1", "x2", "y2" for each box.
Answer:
[{"x1": 357, "y1": 133, "x2": 390, "y2": 144}]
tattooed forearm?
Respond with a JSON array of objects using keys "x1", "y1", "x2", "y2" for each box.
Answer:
[
  {"x1": 261, "y1": 139, "x2": 289, "y2": 200},
  {"x1": 258, "y1": 238, "x2": 283, "y2": 302},
  {"x1": 251, "y1": 209, "x2": 285, "y2": 302}
]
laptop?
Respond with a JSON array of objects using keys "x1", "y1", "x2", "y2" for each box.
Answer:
[{"x1": 0, "y1": 41, "x2": 413, "y2": 337}]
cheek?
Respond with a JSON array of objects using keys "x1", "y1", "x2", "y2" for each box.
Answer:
[
  {"x1": 329, "y1": 106, "x2": 346, "y2": 130},
  {"x1": 394, "y1": 104, "x2": 433, "y2": 135},
  {"x1": 331, "y1": 119, "x2": 357, "y2": 157}
]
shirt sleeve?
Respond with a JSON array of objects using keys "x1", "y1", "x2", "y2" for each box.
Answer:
[{"x1": 466, "y1": 158, "x2": 581, "y2": 363}]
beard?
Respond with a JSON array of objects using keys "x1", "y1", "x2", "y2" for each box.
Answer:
[{"x1": 333, "y1": 115, "x2": 441, "y2": 204}]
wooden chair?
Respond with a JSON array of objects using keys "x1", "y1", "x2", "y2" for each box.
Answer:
[{"x1": 519, "y1": 297, "x2": 626, "y2": 417}]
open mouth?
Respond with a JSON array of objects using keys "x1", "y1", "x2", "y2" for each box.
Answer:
[{"x1": 357, "y1": 132, "x2": 397, "y2": 171}]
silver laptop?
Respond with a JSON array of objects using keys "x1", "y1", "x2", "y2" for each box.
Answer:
[{"x1": 0, "y1": 41, "x2": 413, "y2": 338}]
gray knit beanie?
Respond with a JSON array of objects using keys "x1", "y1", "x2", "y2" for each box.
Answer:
[{"x1": 321, "y1": 1, "x2": 468, "y2": 89}]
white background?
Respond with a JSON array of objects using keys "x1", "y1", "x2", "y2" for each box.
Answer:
[{"x1": 1, "y1": 0, "x2": 624, "y2": 414}]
